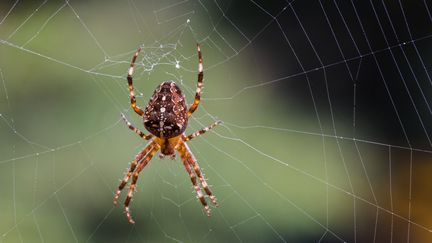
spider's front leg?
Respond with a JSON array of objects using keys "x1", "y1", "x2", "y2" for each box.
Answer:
[
  {"x1": 124, "y1": 145, "x2": 159, "y2": 224},
  {"x1": 182, "y1": 155, "x2": 211, "y2": 216},
  {"x1": 114, "y1": 141, "x2": 156, "y2": 204},
  {"x1": 177, "y1": 141, "x2": 218, "y2": 216},
  {"x1": 186, "y1": 147, "x2": 218, "y2": 206}
]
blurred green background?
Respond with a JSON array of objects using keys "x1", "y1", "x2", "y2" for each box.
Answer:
[{"x1": 1, "y1": 1, "x2": 432, "y2": 242}]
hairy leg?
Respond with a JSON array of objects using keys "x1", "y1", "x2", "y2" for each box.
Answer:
[
  {"x1": 124, "y1": 145, "x2": 159, "y2": 224},
  {"x1": 184, "y1": 120, "x2": 221, "y2": 142},
  {"x1": 188, "y1": 44, "x2": 204, "y2": 117},
  {"x1": 127, "y1": 48, "x2": 145, "y2": 116},
  {"x1": 114, "y1": 141, "x2": 155, "y2": 204},
  {"x1": 121, "y1": 113, "x2": 152, "y2": 140}
]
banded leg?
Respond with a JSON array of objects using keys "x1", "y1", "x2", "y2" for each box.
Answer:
[
  {"x1": 179, "y1": 147, "x2": 210, "y2": 216},
  {"x1": 184, "y1": 120, "x2": 222, "y2": 142},
  {"x1": 183, "y1": 142, "x2": 218, "y2": 206},
  {"x1": 114, "y1": 141, "x2": 155, "y2": 204},
  {"x1": 121, "y1": 113, "x2": 152, "y2": 140},
  {"x1": 124, "y1": 145, "x2": 159, "y2": 224},
  {"x1": 127, "y1": 48, "x2": 144, "y2": 116},
  {"x1": 188, "y1": 44, "x2": 204, "y2": 117}
]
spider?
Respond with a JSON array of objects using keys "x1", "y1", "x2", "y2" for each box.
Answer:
[{"x1": 114, "y1": 44, "x2": 221, "y2": 224}]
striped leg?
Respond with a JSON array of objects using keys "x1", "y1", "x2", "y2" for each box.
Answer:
[
  {"x1": 179, "y1": 144, "x2": 211, "y2": 216},
  {"x1": 184, "y1": 120, "x2": 222, "y2": 142},
  {"x1": 124, "y1": 145, "x2": 159, "y2": 224},
  {"x1": 121, "y1": 113, "x2": 152, "y2": 140},
  {"x1": 127, "y1": 48, "x2": 144, "y2": 116},
  {"x1": 114, "y1": 141, "x2": 155, "y2": 204},
  {"x1": 188, "y1": 44, "x2": 204, "y2": 117},
  {"x1": 183, "y1": 143, "x2": 218, "y2": 207}
]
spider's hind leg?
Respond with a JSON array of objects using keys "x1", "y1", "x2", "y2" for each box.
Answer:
[
  {"x1": 121, "y1": 113, "x2": 152, "y2": 140},
  {"x1": 188, "y1": 44, "x2": 204, "y2": 117},
  {"x1": 127, "y1": 48, "x2": 145, "y2": 116}
]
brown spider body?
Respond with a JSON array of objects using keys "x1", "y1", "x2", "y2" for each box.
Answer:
[
  {"x1": 153, "y1": 136, "x2": 181, "y2": 158},
  {"x1": 114, "y1": 44, "x2": 221, "y2": 224},
  {"x1": 144, "y1": 81, "x2": 188, "y2": 140}
]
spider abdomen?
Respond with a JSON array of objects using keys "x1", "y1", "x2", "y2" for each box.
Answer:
[{"x1": 144, "y1": 81, "x2": 188, "y2": 138}]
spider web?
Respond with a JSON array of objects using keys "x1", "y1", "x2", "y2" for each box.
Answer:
[{"x1": 1, "y1": 0, "x2": 432, "y2": 242}]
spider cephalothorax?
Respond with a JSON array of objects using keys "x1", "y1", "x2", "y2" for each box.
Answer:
[{"x1": 114, "y1": 44, "x2": 221, "y2": 224}]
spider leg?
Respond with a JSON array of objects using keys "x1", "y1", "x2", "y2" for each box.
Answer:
[
  {"x1": 178, "y1": 141, "x2": 218, "y2": 216},
  {"x1": 124, "y1": 145, "x2": 159, "y2": 224},
  {"x1": 184, "y1": 120, "x2": 221, "y2": 142},
  {"x1": 179, "y1": 145, "x2": 211, "y2": 216},
  {"x1": 187, "y1": 44, "x2": 204, "y2": 117},
  {"x1": 127, "y1": 48, "x2": 145, "y2": 116},
  {"x1": 114, "y1": 141, "x2": 155, "y2": 204},
  {"x1": 121, "y1": 113, "x2": 153, "y2": 140},
  {"x1": 183, "y1": 142, "x2": 218, "y2": 207}
]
